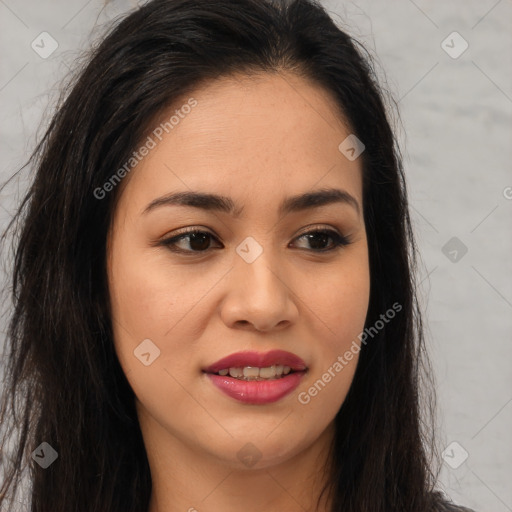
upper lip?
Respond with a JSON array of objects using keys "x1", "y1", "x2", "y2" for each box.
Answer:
[{"x1": 203, "y1": 350, "x2": 307, "y2": 374}]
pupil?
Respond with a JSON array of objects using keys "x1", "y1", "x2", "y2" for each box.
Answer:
[
  {"x1": 190, "y1": 233, "x2": 210, "y2": 251},
  {"x1": 307, "y1": 233, "x2": 328, "y2": 250}
]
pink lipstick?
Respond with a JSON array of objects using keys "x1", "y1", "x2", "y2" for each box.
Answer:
[{"x1": 203, "y1": 350, "x2": 307, "y2": 405}]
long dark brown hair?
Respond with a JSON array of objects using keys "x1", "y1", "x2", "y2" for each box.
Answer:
[{"x1": 1, "y1": 0, "x2": 450, "y2": 510}]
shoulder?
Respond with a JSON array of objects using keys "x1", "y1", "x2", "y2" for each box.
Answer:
[
  {"x1": 436, "y1": 499, "x2": 477, "y2": 512},
  {"x1": 431, "y1": 491, "x2": 477, "y2": 512},
  {"x1": 438, "y1": 504, "x2": 476, "y2": 512}
]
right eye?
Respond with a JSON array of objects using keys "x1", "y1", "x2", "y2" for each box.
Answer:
[{"x1": 159, "y1": 229, "x2": 222, "y2": 254}]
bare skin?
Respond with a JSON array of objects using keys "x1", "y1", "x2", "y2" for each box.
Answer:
[{"x1": 107, "y1": 71, "x2": 370, "y2": 512}]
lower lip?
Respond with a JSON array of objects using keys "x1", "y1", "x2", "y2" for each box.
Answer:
[{"x1": 205, "y1": 372, "x2": 306, "y2": 404}]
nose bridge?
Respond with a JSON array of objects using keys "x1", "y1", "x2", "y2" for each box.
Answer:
[
  {"x1": 223, "y1": 234, "x2": 298, "y2": 330},
  {"x1": 234, "y1": 234, "x2": 285, "y2": 296}
]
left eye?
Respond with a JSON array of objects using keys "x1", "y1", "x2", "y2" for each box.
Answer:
[
  {"x1": 293, "y1": 229, "x2": 352, "y2": 251},
  {"x1": 159, "y1": 228, "x2": 352, "y2": 254}
]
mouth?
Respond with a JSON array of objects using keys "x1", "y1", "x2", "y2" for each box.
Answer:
[
  {"x1": 202, "y1": 349, "x2": 308, "y2": 380},
  {"x1": 207, "y1": 364, "x2": 302, "y2": 381},
  {"x1": 202, "y1": 350, "x2": 308, "y2": 404}
]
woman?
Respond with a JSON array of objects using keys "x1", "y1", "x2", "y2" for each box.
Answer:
[{"x1": 0, "y1": 0, "x2": 477, "y2": 510}]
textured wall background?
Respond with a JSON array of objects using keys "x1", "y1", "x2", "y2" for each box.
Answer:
[{"x1": 0, "y1": 1, "x2": 511, "y2": 510}]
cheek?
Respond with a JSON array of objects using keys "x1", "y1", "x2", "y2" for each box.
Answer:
[
  {"x1": 109, "y1": 231, "x2": 199, "y2": 337},
  {"x1": 297, "y1": 250, "x2": 370, "y2": 409},
  {"x1": 107, "y1": 239, "x2": 179, "y2": 371},
  {"x1": 107, "y1": 255, "x2": 201, "y2": 421},
  {"x1": 107, "y1": 241, "x2": 224, "y2": 386},
  {"x1": 306, "y1": 250, "x2": 370, "y2": 347}
]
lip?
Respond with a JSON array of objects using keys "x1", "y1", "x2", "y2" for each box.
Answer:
[
  {"x1": 206, "y1": 371, "x2": 306, "y2": 404},
  {"x1": 202, "y1": 349, "x2": 307, "y2": 374}
]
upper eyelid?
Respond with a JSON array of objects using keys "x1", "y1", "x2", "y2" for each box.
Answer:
[
  {"x1": 161, "y1": 226, "x2": 349, "y2": 250},
  {"x1": 155, "y1": 227, "x2": 353, "y2": 258},
  {"x1": 167, "y1": 224, "x2": 343, "y2": 241}
]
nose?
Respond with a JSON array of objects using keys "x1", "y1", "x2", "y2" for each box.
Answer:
[{"x1": 220, "y1": 248, "x2": 299, "y2": 332}]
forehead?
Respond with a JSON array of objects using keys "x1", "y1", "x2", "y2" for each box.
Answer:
[
  {"x1": 115, "y1": 71, "x2": 363, "y2": 215},
  {"x1": 167, "y1": 71, "x2": 351, "y2": 155}
]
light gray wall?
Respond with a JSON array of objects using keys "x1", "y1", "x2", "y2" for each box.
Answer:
[{"x1": 1, "y1": 1, "x2": 511, "y2": 510}]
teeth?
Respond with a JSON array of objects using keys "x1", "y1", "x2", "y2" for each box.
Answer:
[
  {"x1": 228, "y1": 367, "x2": 243, "y2": 378},
  {"x1": 218, "y1": 365, "x2": 296, "y2": 380},
  {"x1": 243, "y1": 367, "x2": 260, "y2": 378},
  {"x1": 259, "y1": 366, "x2": 276, "y2": 378}
]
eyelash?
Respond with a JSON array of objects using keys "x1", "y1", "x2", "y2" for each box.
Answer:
[{"x1": 158, "y1": 226, "x2": 352, "y2": 255}]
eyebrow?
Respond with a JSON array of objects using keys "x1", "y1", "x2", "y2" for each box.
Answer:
[{"x1": 142, "y1": 187, "x2": 361, "y2": 218}]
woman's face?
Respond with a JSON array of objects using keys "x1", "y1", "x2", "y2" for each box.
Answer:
[{"x1": 107, "y1": 72, "x2": 370, "y2": 470}]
